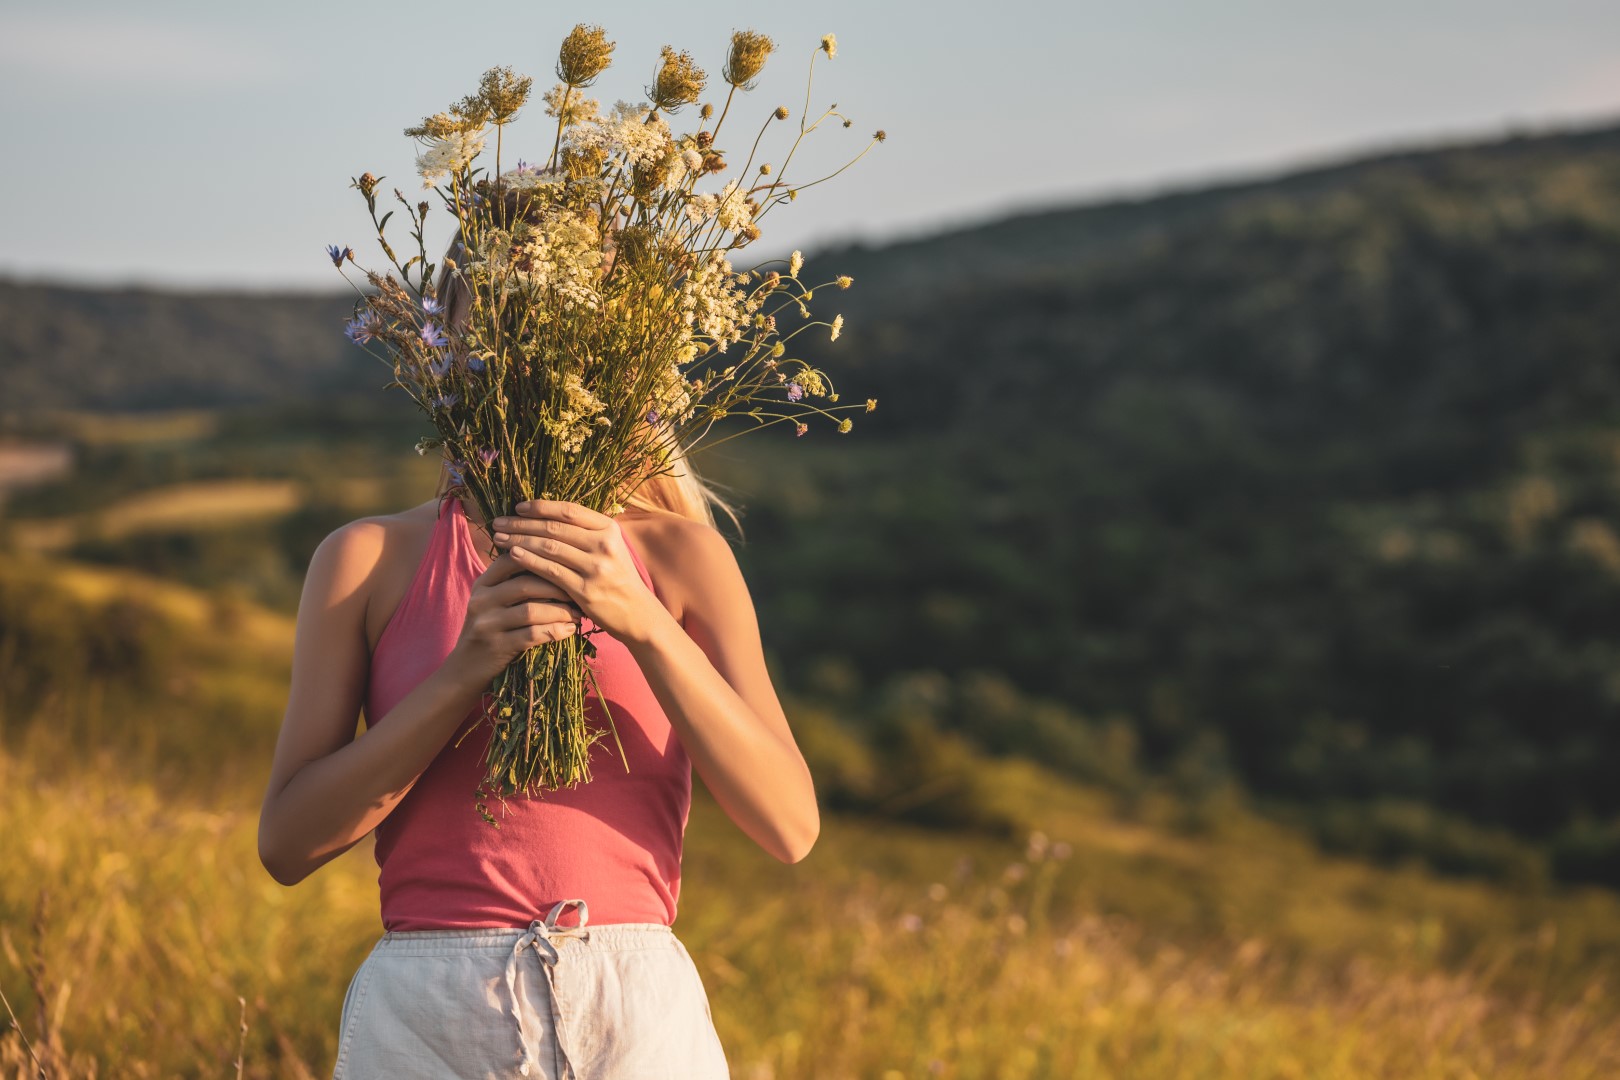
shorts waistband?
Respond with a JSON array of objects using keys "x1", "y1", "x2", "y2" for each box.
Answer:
[{"x1": 377, "y1": 921, "x2": 675, "y2": 955}]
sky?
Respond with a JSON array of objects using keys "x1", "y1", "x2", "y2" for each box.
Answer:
[{"x1": 2, "y1": 0, "x2": 1617, "y2": 292}]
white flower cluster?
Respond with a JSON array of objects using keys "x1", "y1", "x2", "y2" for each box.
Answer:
[
  {"x1": 649, "y1": 359, "x2": 696, "y2": 425},
  {"x1": 542, "y1": 370, "x2": 612, "y2": 454},
  {"x1": 511, "y1": 213, "x2": 604, "y2": 312},
  {"x1": 678, "y1": 251, "x2": 763, "y2": 352},
  {"x1": 542, "y1": 83, "x2": 601, "y2": 127},
  {"x1": 714, "y1": 180, "x2": 754, "y2": 233},
  {"x1": 566, "y1": 100, "x2": 673, "y2": 171},
  {"x1": 415, "y1": 130, "x2": 486, "y2": 188},
  {"x1": 499, "y1": 163, "x2": 564, "y2": 192}
]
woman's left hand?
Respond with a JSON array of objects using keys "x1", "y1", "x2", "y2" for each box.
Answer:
[{"x1": 489, "y1": 499, "x2": 666, "y2": 645}]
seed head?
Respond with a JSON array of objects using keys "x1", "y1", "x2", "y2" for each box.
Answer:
[
  {"x1": 774, "y1": 105, "x2": 789, "y2": 120},
  {"x1": 558, "y1": 24, "x2": 615, "y2": 87},
  {"x1": 648, "y1": 45, "x2": 707, "y2": 112},
  {"x1": 820, "y1": 33, "x2": 837, "y2": 59},
  {"x1": 353, "y1": 172, "x2": 380, "y2": 198},
  {"x1": 874, "y1": 129, "x2": 887, "y2": 142},
  {"x1": 723, "y1": 29, "x2": 776, "y2": 89}
]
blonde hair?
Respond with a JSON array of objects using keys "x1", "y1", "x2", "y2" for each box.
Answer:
[{"x1": 430, "y1": 237, "x2": 743, "y2": 537}]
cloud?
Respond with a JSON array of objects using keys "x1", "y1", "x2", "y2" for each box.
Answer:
[{"x1": 0, "y1": 13, "x2": 285, "y2": 89}]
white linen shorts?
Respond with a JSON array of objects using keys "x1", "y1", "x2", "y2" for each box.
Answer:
[{"x1": 331, "y1": 899, "x2": 730, "y2": 1079}]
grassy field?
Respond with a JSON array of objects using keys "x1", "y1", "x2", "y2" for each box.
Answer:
[{"x1": 1, "y1": 555, "x2": 1617, "y2": 1078}]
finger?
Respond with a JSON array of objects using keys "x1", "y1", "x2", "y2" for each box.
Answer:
[
  {"x1": 492, "y1": 601, "x2": 582, "y2": 631},
  {"x1": 507, "y1": 545, "x2": 586, "y2": 597},
  {"x1": 487, "y1": 572, "x2": 578, "y2": 607},
  {"x1": 512, "y1": 499, "x2": 614, "y2": 531},
  {"x1": 474, "y1": 550, "x2": 537, "y2": 588},
  {"x1": 490, "y1": 515, "x2": 599, "y2": 551},
  {"x1": 501, "y1": 621, "x2": 578, "y2": 649},
  {"x1": 498, "y1": 534, "x2": 593, "y2": 575}
]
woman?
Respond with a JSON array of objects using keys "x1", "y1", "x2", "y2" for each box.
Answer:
[{"x1": 257, "y1": 241, "x2": 820, "y2": 1077}]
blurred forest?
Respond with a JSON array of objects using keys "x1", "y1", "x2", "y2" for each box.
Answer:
[{"x1": 6, "y1": 117, "x2": 1620, "y2": 894}]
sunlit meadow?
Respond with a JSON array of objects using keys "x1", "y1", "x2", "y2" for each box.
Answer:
[{"x1": 1, "y1": 539, "x2": 1616, "y2": 1078}]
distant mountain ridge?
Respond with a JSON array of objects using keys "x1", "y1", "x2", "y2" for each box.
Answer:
[{"x1": 5, "y1": 116, "x2": 1619, "y2": 415}]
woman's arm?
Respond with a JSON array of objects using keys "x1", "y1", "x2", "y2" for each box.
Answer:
[
  {"x1": 493, "y1": 503, "x2": 820, "y2": 864},
  {"x1": 257, "y1": 521, "x2": 484, "y2": 885},
  {"x1": 257, "y1": 519, "x2": 581, "y2": 886}
]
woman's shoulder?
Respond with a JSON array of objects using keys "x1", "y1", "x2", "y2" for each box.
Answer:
[
  {"x1": 304, "y1": 498, "x2": 443, "y2": 648},
  {"x1": 614, "y1": 507, "x2": 744, "y2": 629}
]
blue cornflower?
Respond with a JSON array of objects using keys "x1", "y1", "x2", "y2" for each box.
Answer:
[
  {"x1": 478, "y1": 447, "x2": 498, "y2": 466},
  {"x1": 786, "y1": 382, "x2": 804, "y2": 402},
  {"x1": 326, "y1": 244, "x2": 354, "y2": 267},
  {"x1": 467, "y1": 355, "x2": 486, "y2": 373},
  {"x1": 447, "y1": 460, "x2": 467, "y2": 485},
  {"x1": 422, "y1": 296, "x2": 444, "y2": 317},
  {"x1": 428, "y1": 353, "x2": 453, "y2": 378},
  {"x1": 344, "y1": 310, "x2": 379, "y2": 345},
  {"x1": 420, "y1": 322, "x2": 450, "y2": 349},
  {"x1": 430, "y1": 393, "x2": 459, "y2": 411},
  {"x1": 645, "y1": 408, "x2": 661, "y2": 424}
]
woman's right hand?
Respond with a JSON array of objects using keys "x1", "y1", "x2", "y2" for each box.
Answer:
[{"x1": 445, "y1": 552, "x2": 583, "y2": 686}]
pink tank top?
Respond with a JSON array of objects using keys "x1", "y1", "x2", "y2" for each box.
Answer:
[{"x1": 363, "y1": 494, "x2": 692, "y2": 931}]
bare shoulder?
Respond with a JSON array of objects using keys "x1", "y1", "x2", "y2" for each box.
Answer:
[
  {"x1": 302, "y1": 498, "x2": 442, "y2": 649},
  {"x1": 616, "y1": 507, "x2": 743, "y2": 626}
]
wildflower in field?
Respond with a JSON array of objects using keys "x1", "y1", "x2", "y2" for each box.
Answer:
[
  {"x1": 648, "y1": 46, "x2": 706, "y2": 112},
  {"x1": 478, "y1": 447, "x2": 498, "y2": 466},
  {"x1": 421, "y1": 322, "x2": 451, "y2": 349},
  {"x1": 422, "y1": 296, "x2": 444, "y2": 317},
  {"x1": 821, "y1": 33, "x2": 837, "y2": 59},
  {"x1": 866, "y1": 398, "x2": 877, "y2": 412},
  {"x1": 432, "y1": 393, "x2": 459, "y2": 411},
  {"x1": 428, "y1": 353, "x2": 453, "y2": 379},
  {"x1": 835, "y1": 275, "x2": 852, "y2": 289},
  {"x1": 837, "y1": 418, "x2": 852, "y2": 433},
  {"x1": 557, "y1": 23, "x2": 615, "y2": 87},
  {"x1": 327, "y1": 244, "x2": 353, "y2": 267}
]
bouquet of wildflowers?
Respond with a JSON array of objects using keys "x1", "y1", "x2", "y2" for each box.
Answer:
[{"x1": 330, "y1": 24, "x2": 882, "y2": 823}]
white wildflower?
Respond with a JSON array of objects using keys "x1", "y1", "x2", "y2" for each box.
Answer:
[
  {"x1": 684, "y1": 192, "x2": 719, "y2": 225},
  {"x1": 542, "y1": 83, "x2": 600, "y2": 126},
  {"x1": 544, "y1": 370, "x2": 610, "y2": 455},
  {"x1": 821, "y1": 33, "x2": 837, "y2": 59},
  {"x1": 415, "y1": 130, "x2": 485, "y2": 188},
  {"x1": 789, "y1": 250, "x2": 803, "y2": 277},
  {"x1": 830, "y1": 313, "x2": 843, "y2": 341},
  {"x1": 682, "y1": 148, "x2": 704, "y2": 173},
  {"x1": 715, "y1": 179, "x2": 753, "y2": 232}
]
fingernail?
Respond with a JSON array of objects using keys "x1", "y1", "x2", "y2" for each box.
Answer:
[{"x1": 493, "y1": 531, "x2": 510, "y2": 541}]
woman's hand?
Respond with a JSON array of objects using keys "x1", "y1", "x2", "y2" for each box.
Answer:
[
  {"x1": 489, "y1": 499, "x2": 667, "y2": 645},
  {"x1": 444, "y1": 550, "x2": 584, "y2": 686}
]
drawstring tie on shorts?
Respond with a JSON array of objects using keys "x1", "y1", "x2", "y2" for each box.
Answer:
[{"x1": 506, "y1": 898, "x2": 592, "y2": 1078}]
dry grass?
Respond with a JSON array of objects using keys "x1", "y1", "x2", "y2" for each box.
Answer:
[{"x1": 0, "y1": 563, "x2": 1617, "y2": 1078}]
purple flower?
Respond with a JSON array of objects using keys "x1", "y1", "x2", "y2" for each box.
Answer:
[
  {"x1": 645, "y1": 408, "x2": 661, "y2": 424},
  {"x1": 326, "y1": 244, "x2": 353, "y2": 267},
  {"x1": 428, "y1": 353, "x2": 453, "y2": 378},
  {"x1": 420, "y1": 322, "x2": 450, "y2": 349},
  {"x1": 422, "y1": 296, "x2": 444, "y2": 317},
  {"x1": 786, "y1": 382, "x2": 804, "y2": 402},
  {"x1": 477, "y1": 447, "x2": 498, "y2": 466},
  {"x1": 344, "y1": 310, "x2": 379, "y2": 345},
  {"x1": 447, "y1": 460, "x2": 467, "y2": 485},
  {"x1": 467, "y1": 354, "x2": 486, "y2": 373},
  {"x1": 430, "y1": 392, "x2": 459, "y2": 411}
]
